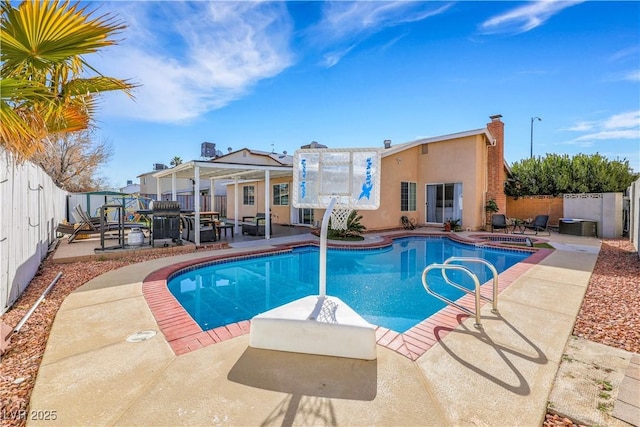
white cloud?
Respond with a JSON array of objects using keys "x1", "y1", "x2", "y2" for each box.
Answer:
[
  {"x1": 603, "y1": 111, "x2": 640, "y2": 130},
  {"x1": 624, "y1": 70, "x2": 640, "y2": 82},
  {"x1": 564, "y1": 121, "x2": 596, "y2": 132},
  {"x1": 309, "y1": 2, "x2": 452, "y2": 67},
  {"x1": 609, "y1": 46, "x2": 639, "y2": 63},
  {"x1": 479, "y1": 1, "x2": 584, "y2": 35},
  {"x1": 93, "y1": 2, "x2": 294, "y2": 123},
  {"x1": 322, "y1": 45, "x2": 355, "y2": 68},
  {"x1": 563, "y1": 111, "x2": 640, "y2": 146}
]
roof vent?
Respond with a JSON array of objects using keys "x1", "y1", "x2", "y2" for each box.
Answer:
[{"x1": 383, "y1": 139, "x2": 392, "y2": 149}]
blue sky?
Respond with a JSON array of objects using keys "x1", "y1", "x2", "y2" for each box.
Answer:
[{"x1": 90, "y1": 1, "x2": 640, "y2": 188}]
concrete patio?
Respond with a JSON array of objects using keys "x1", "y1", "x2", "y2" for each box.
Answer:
[{"x1": 29, "y1": 230, "x2": 638, "y2": 426}]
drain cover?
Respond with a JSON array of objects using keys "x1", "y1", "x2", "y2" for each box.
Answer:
[{"x1": 126, "y1": 330, "x2": 157, "y2": 343}]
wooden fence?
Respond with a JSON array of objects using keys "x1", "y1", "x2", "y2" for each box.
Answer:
[{"x1": 506, "y1": 196, "x2": 563, "y2": 228}]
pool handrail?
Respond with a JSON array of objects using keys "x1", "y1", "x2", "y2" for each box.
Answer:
[
  {"x1": 442, "y1": 257, "x2": 500, "y2": 314},
  {"x1": 421, "y1": 263, "x2": 483, "y2": 329}
]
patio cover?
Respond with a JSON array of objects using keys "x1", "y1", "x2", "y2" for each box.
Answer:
[{"x1": 152, "y1": 160, "x2": 293, "y2": 245}]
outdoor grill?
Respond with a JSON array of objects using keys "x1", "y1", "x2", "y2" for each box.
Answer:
[{"x1": 151, "y1": 201, "x2": 182, "y2": 247}]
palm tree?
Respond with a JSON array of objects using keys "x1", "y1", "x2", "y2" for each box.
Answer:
[
  {"x1": 170, "y1": 156, "x2": 183, "y2": 167},
  {"x1": 1, "y1": 0, "x2": 136, "y2": 161}
]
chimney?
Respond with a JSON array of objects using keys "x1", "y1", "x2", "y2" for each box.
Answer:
[
  {"x1": 127, "y1": 180, "x2": 132, "y2": 185},
  {"x1": 301, "y1": 141, "x2": 328, "y2": 149},
  {"x1": 383, "y1": 139, "x2": 392, "y2": 149},
  {"x1": 486, "y1": 114, "x2": 506, "y2": 216}
]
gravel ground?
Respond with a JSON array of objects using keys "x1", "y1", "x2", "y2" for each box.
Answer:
[{"x1": 1, "y1": 238, "x2": 638, "y2": 427}]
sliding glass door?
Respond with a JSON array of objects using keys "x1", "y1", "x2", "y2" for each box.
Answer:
[
  {"x1": 425, "y1": 183, "x2": 462, "y2": 224},
  {"x1": 291, "y1": 207, "x2": 314, "y2": 226}
]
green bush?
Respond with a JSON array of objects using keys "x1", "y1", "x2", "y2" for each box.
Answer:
[{"x1": 328, "y1": 210, "x2": 366, "y2": 240}]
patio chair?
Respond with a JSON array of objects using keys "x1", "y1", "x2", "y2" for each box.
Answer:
[
  {"x1": 491, "y1": 214, "x2": 509, "y2": 233},
  {"x1": 180, "y1": 216, "x2": 190, "y2": 241},
  {"x1": 242, "y1": 216, "x2": 267, "y2": 236},
  {"x1": 523, "y1": 215, "x2": 550, "y2": 235},
  {"x1": 401, "y1": 216, "x2": 415, "y2": 230},
  {"x1": 184, "y1": 216, "x2": 216, "y2": 243}
]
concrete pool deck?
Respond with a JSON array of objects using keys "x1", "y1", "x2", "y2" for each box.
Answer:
[{"x1": 27, "y1": 230, "x2": 634, "y2": 426}]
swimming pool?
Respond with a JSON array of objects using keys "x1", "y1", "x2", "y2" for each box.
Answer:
[{"x1": 167, "y1": 237, "x2": 530, "y2": 333}]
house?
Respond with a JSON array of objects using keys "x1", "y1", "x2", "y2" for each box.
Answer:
[
  {"x1": 358, "y1": 114, "x2": 507, "y2": 231},
  {"x1": 138, "y1": 163, "x2": 191, "y2": 200},
  {"x1": 152, "y1": 115, "x2": 509, "y2": 242},
  {"x1": 219, "y1": 148, "x2": 296, "y2": 225},
  {"x1": 225, "y1": 114, "x2": 508, "y2": 231},
  {"x1": 119, "y1": 180, "x2": 140, "y2": 195},
  {"x1": 139, "y1": 163, "x2": 227, "y2": 211}
]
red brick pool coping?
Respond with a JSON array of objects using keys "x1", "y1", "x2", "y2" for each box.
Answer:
[{"x1": 142, "y1": 233, "x2": 553, "y2": 360}]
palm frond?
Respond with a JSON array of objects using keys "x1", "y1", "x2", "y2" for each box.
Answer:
[
  {"x1": 1, "y1": 0, "x2": 125, "y2": 75},
  {"x1": 63, "y1": 76, "x2": 137, "y2": 98}
]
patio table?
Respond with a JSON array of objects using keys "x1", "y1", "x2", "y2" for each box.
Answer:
[{"x1": 510, "y1": 219, "x2": 527, "y2": 234}]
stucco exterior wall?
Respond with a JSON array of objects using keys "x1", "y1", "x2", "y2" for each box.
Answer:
[
  {"x1": 563, "y1": 193, "x2": 623, "y2": 238},
  {"x1": 221, "y1": 149, "x2": 282, "y2": 166},
  {"x1": 360, "y1": 134, "x2": 488, "y2": 231},
  {"x1": 226, "y1": 177, "x2": 292, "y2": 224},
  {"x1": 630, "y1": 178, "x2": 639, "y2": 254}
]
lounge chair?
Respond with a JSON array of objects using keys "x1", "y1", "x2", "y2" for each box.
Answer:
[
  {"x1": 74, "y1": 205, "x2": 148, "y2": 230},
  {"x1": 401, "y1": 216, "x2": 415, "y2": 230},
  {"x1": 56, "y1": 205, "x2": 149, "y2": 243},
  {"x1": 523, "y1": 215, "x2": 550, "y2": 235},
  {"x1": 55, "y1": 222, "x2": 103, "y2": 243},
  {"x1": 491, "y1": 214, "x2": 509, "y2": 233}
]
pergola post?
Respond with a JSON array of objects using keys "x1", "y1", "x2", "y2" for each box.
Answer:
[
  {"x1": 194, "y1": 165, "x2": 201, "y2": 246},
  {"x1": 234, "y1": 178, "x2": 239, "y2": 235},
  {"x1": 209, "y1": 178, "x2": 215, "y2": 212},
  {"x1": 264, "y1": 170, "x2": 270, "y2": 239},
  {"x1": 171, "y1": 173, "x2": 177, "y2": 200}
]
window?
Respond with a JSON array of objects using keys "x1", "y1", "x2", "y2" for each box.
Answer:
[
  {"x1": 243, "y1": 185, "x2": 255, "y2": 205},
  {"x1": 272, "y1": 183, "x2": 289, "y2": 206},
  {"x1": 400, "y1": 182, "x2": 416, "y2": 211}
]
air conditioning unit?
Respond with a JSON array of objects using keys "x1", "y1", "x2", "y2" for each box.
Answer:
[
  {"x1": 201, "y1": 142, "x2": 217, "y2": 158},
  {"x1": 153, "y1": 163, "x2": 168, "y2": 170}
]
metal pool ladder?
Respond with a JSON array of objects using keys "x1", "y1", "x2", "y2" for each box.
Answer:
[{"x1": 421, "y1": 257, "x2": 499, "y2": 329}]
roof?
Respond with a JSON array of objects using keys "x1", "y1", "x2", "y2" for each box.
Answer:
[
  {"x1": 214, "y1": 148, "x2": 293, "y2": 166},
  {"x1": 380, "y1": 128, "x2": 495, "y2": 157},
  {"x1": 152, "y1": 159, "x2": 293, "y2": 182},
  {"x1": 150, "y1": 128, "x2": 499, "y2": 183}
]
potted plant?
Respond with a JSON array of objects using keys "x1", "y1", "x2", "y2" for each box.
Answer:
[
  {"x1": 485, "y1": 199, "x2": 499, "y2": 213},
  {"x1": 444, "y1": 218, "x2": 461, "y2": 232},
  {"x1": 484, "y1": 199, "x2": 499, "y2": 231}
]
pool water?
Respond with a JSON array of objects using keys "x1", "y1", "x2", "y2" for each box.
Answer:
[{"x1": 168, "y1": 237, "x2": 529, "y2": 333}]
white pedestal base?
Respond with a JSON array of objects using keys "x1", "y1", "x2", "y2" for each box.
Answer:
[{"x1": 249, "y1": 295, "x2": 377, "y2": 360}]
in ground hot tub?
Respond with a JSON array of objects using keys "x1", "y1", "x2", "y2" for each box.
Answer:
[{"x1": 559, "y1": 218, "x2": 598, "y2": 237}]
